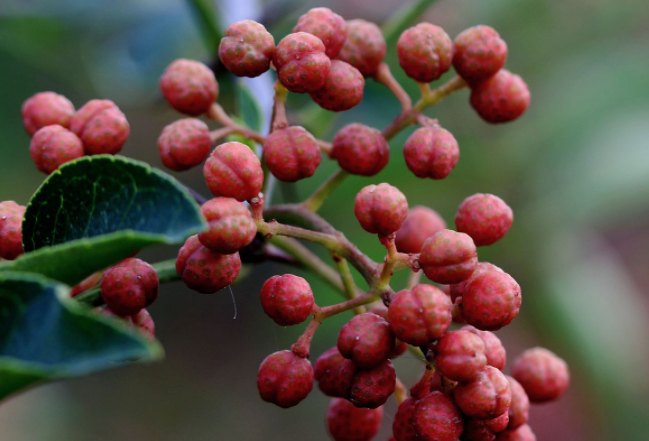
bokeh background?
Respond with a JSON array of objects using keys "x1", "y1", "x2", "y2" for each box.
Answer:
[{"x1": 1, "y1": 0, "x2": 648, "y2": 439}]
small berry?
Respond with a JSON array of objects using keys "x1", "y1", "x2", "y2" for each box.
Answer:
[
  {"x1": 434, "y1": 329, "x2": 487, "y2": 382},
  {"x1": 101, "y1": 307, "x2": 155, "y2": 340},
  {"x1": 505, "y1": 376, "x2": 530, "y2": 430},
  {"x1": 397, "y1": 23, "x2": 453, "y2": 83},
  {"x1": 392, "y1": 397, "x2": 418, "y2": 441},
  {"x1": 198, "y1": 197, "x2": 256, "y2": 254},
  {"x1": 404, "y1": 125, "x2": 459, "y2": 180},
  {"x1": 314, "y1": 347, "x2": 357, "y2": 398},
  {"x1": 348, "y1": 359, "x2": 396, "y2": 409},
  {"x1": 22, "y1": 91, "x2": 74, "y2": 136},
  {"x1": 455, "y1": 194, "x2": 514, "y2": 246},
  {"x1": 395, "y1": 206, "x2": 447, "y2": 254},
  {"x1": 100, "y1": 258, "x2": 159, "y2": 316},
  {"x1": 494, "y1": 425, "x2": 536, "y2": 441},
  {"x1": 257, "y1": 350, "x2": 314, "y2": 408},
  {"x1": 310, "y1": 60, "x2": 365, "y2": 112},
  {"x1": 461, "y1": 270, "x2": 521, "y2": 331},
  {"x1": 274, "y1": 32, "x2": 331, "y2": 93},
  {"x1": 450, "y1": 262, "x2": 502, "y2": 303},
  {"x1": 331, "y1": 123, "x2": 389, "y2": 176},
  {"x1": 260, "y1": 274, "x2": 315, "y2": 326},
  {"x1": 462, "y1": 325, "x2": 507, "y2": 370},
  {"x1": 0, "y1": 201, "x2": 26, "y2": 261},
  {"x1": 338, "y1": 312, "x2": 395, "y2": 369},
  {"x1": 157, "y1": 118, "x2": 212, "y2": 171},
  {"x1": 354, "y1": 183, "x2": 408, "y2": 236},
  {"x1": 369, "y1": 306, "x2": 408, "y2": 359},
  {"x1": 70, "y1": 99, "x2": 130, "y2": 155},
  {"x1": 159, "y1": 59, "x2": 218, "y2": 115},
  {"x1": 337, "y1": 19, "x2": 386, "y2": 77},
  {"x1": 263, "y1": 126, "x2": 321, "y2": 182},
  {"x1": 454, "y1": 366, "x2": 512, "y2": 419},
  {"x1": 30, "y1": 125, "x2": 84, "y2": 174},
  {"x1": 462, "y1": 414, "x2": 510, "y2": 441},
  {"x1": 453, "y1": 26, "x2": 508, "y2": 84},
  {"x1": 393, "y1": 392, "x2": 463, "y2": 441},
  {"x1": 176, "y1": 235, "x2": 241, "y2": 293},
  {"x1": 512, "y1": 347, "x2": 569, "y2": 403},
  {"x1": 470, "y1": 70, "x2": 530, "y2": 124},
  {"x1": 326, "y1": 398, "x2": 383, "y2": 441},
  {"x1": 219, "y1": 20, "x2": 275, "y2": 78},
  {"x1": 203, "y1": 141, "x2": 264, "y2": 201},
  {"x1": 419, "y1": 229, "x2": 478, "y2": 284},
  {"x1": 294, "y1": 7, "x2": 347, "y2": 58}
]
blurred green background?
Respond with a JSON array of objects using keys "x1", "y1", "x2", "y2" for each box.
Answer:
[{"x1": 1, "y1": 0, "x2": 648, "y2": 439}]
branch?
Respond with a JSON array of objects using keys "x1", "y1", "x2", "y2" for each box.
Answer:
[
  {"x1": 374, "y1": 63, "x2": 412, "y2": 111},
  {"x1": 207, "y1": 103, "x2": 266, "y2": 144}
]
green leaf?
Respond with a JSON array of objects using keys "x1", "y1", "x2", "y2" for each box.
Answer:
[
  {"x1": 382, "y1": 0, "x2": 440, "y2": 45},
  {"x1": 185, "y1": 0, "x2": 223, "y2": 53},
  {"x1": 0, "y1": 272, "x2": 163, "y2": 401},
  {"x1": 236, "y1": 81, "x2": 264, "y2": 132}
]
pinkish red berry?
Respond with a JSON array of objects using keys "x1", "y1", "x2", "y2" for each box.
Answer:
[
  {"x1": 326, "y1": 398, "x2": 383, "y2": 441},
  {"x1": 450, "y1": 262, "x2": 502, "y2": 303},
  {"x1": 100, "y1": 258, "x2": 159, "y2": 316},
  {"x1": 462, "y1": 325, "x2": 507, "y2": 371},
  {"x1": 198, "y1": 197, "x2": 256, "y2": 254},
  {"x1": 461, "y1": 270, "x2": 521, "y2": 331},
  {"x1": 0, "y1": 201, "x2": 26, "y2": 260},
  {"x1": 337, "y1": 19, "x2": 386, "y2": 77},
  {"x1": 101, "y1": 307, "x2": 156, "y2": 340},
  {"x1": 454, "y1": 366, "x2": 512, "y2": 419},
  {"x1": 349, "y1": 360, "x2": 396, "y2": 409},
  {"x1": 331, "y1": 123, "x2": 389, "y2": 176},
  {"x1": 505, "y1": 376, "x2": 529, "y2": 430},
  {"x1": 260, "y1": 274, "x2": 315, "y2": 326},
  {"x1": 310, "y1": 60, "x2": 365, "y2": 112},
  {"x1": 354, "y1": 183, "x2": 408, "y2": 236},
  {"x1": 338, "y1": 312, "x2": 395, "y2": 369},
  {"x1": 404, "y1": 125, "x2": 459, "y2": 180},
  {"x1": 157, "y1": 118, "x2": 211, "y2": 171},
  {"x1": 470, "y1": 70, "x2": 530, "y2": 124},
  {"x1": 219, "y1": 20, "x2": 275, "y2": 78},
  {"x1": 419, "y1": 229, "x2": 478, "y2": 284},
  {"x1": 176, "y1": 235, "x2": 241, "y2": 293},
  {"x1": 263, "y1": 126, "x2": 321, "y2": 182},
  {"x1": 22, "y1": 91, "x2": 75, "y2": 136},
  {"x1": 434, "y1": 329, "x2": 487, "y2": 382},
  {"x1": 274, "y1": 32, "x2": 331, "y2": 93},
  {"x1": 455, "y1": 193, "x2": 513, "y2": 246},
  {"x1": 395, "y1": 206, "x2": 447, "y2": 254},
  {"x1": 159, "y1": 59, "x2": 218, "y2": 115},
  {"x1": 462, "y1": 414, "x2": 510, "y2": 441},
  {"x1": 397, "y1": 23, "x2": 453, "y2": 83},
  {"x1": 203, "y1": 141, "x2": 264, "y2": 201},
  {"x1": 393, "y1": 392, "x2": 464, "y2": 441},
  {"x1": 392, "y1": 397, "x2": 418, "y2": 441},
  {"x1": 453, "y1": 26, "x2": 508, "y2": 84},
  {"x1": 30, "y1": 125, "x2": 84, "y2": 174},
  {"x1": 494, "y1": 425, "x2": 536, "y2": 441},
  {"x1": 70, "y1": 99, "x2": 130, "y2": 155},
  {"x1": 388, "y1": 284, "x2": 452, "y2": 346},
  {"x1": 257, "y1": 350, "x2": 314, "y2": 408},
  {"x1": 512, "y1": 347, "x2": 569, "y2": 403},
  {"x1": 294, "y1": 7, "x2": 347, "y2": 58},
  {"x1": 315, "y1": 347, "x2": 357, "y2": 398}
]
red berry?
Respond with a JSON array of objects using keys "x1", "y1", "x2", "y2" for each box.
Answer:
[
  {"x1": 368, "y1": 306, "x2": 408, "y2": 359},
  {"x1": 450, "y1": 262, "x2": 502, "y2": 303},
  {"x1": 22, "y1": 91, "x2": 75, "y2": 136},
  {"x1": 419, "y1": 229, "x2": 478, "y2": 284},
  {"x1": 274, "y1": 32, "x2": 331, "y2": 93},
  {"x1": 388, "y1": 284, "x2": 452, "y2": 346},
  {"x1": 462, "y1": 325, "x2": 507, "y2": 370},
  {"x1": 70, "y1": 99, "x2": 130, "y2": 155},
  {"x1": 101, "y1": 307, "x2": 155, "y2": 340},
  {"x1": 0, "y1": 201, "x2": 26, "y2": 260},
  {"x1": 461, "y1": 270, "x2": 521, "y2": 331},
  {"x1": 198, "y1": 197, "x2": 256, "y2": 254},
  {"x1": 326, "y1": 398, "x2": 383, "y2": 441},
  {"x1": 157, "y1": 118, "x2": 211, "y2": 171},
  {"x1": 404, "y1": 125, "x2": 459, "y2": 180},
  {"x1": 310, "y1": 60, "x2": 365, "y2": 112},
  {"x1": 494, "y1": 425, "x2": 536, "y2": 441},
  {"x1": 505, "y1": 376, "x2": 530, "y2": 430},
  {"x1": 397, "y1": 23, "x2": 453, "y2": 83},
  {"x1": 462, "y1": 414, "x2": 509, "y2": 441},
  {"x1": 453, "y1": 26, "x2": 508, "y2": 84},
  {"x1": 315, "y1": 347, "x2": 357, "y2": 398},
  {"x1": 395, "y1": 206, "x2": 447, "y2": 254},
  {"x1": 348, "y1": 359, "x2": 396, "y2": 409},
  {"x1": 394, "y1": 392, "x2": 463, "y2": 441},
  {"x1": 263, "y1": 126, "x2": 321, "y2": 182},
  {"x1": 219, "y1": 20, "x2": 275, "y2": 78},
  {"x1": 30, "y1": 125, "x2": 84, "y2": 174},
  {"x1": 434, "y1": 329, "x2": 487, "y2": 382},
  {"x1": 159, "y1": 59, "x2": 218, "y2": 115},
  {"x1": 338, "y1": 312, "x2": 395, "y2": 369},
  {"x1": 100, "y1": 258, "x2": 159, "y2": 316},
  {"x1": 175, "y1": 235, "x2": 241, "y2": 293},
  {"x1": 257, "y1": 350, "x2": 314, "y2": 408},
  {"x1": 392, "y1": 397, "x2": 418, "y2": 441},
  {"x1": 455, "y1": 194, "x2": 513, "y2": 246},
  {"x1": 454, "y1": 366, "x2": 512, "y2": 419},
  {"x1": 470, "y1": 70, "x2": 530, "y2": 124},
  {"x1": 512, "y1": 347, "x2": 569, "y2": 403},
  {"x1": 331, "y1": 123, "x2": 389, "y2": 176},
  {"x1": 260, "y1": 274, "x2": 315, "y2": 326},
  {"x1": 354, "y1": 183, "x2": 408, "y2": 236},
  {"x1": 294, "y1": 7, "x2": 347, "y2": 58},
  {"x1": 337, "y1": 19, "x2": 386, "y2": 77},
  {"x1": 203, "y1": 141, "x2": 264, "y2": 201}
]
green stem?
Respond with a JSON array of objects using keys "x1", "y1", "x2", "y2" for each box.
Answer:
[
  {"x1": 332, "y1": 254, "x2": 365, "y2": 314},
  {"x1": 301, "y1": 170, "x2": 349, "y2": 212},
  {"x1": 314, "y1": 291, "x2": 379, "y2": 321}
]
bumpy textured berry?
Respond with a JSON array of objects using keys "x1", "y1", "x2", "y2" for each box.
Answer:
[
  {"x1": 337, "y1": 19, "x2": 386, "y2": 77},
  {"x1": 450, "y1": 262, "x2": 502, "y2": 303},
  {"x1": 462, "y1": 414, "x2": 509, "y2": 441},
  {"x1": 505, "y1": 376, "x2": 530, "y2": 430},
  {"x1": 404, "y1": 125, "x2": 459, "y2": 180},
  {"x1": 293, "y1": 7, "x2": 347, "y2": 58},
  {"x1": 393, "y1": 392, "x2": 463, "y2": 441},
  {"x1": 354, "y1": 183, "x2": 408, "y2": 236},
  {"x1": 397, "y1": 23, "x2": 453, "y2": 83},
  {"x1": 203, "y1": 141, "x2": 264, "y2": 201},
  {"x1": 395, "y1": 206, "x2": 447, "y2": 254},
  {"x1": 348, "y1": 360, "x2": 396, "y2": 409},
  {"x1": 463, "y1": 325, "x2": 507, "y2": 370},
  {"x1": 388, "y1": 284, "x2": 452, "y2": 346},
  {"x1": 274, "y1": 32, "x2": 331, "y2": 93},
  {"x1": 159, "y1": 59, "x2": 218, "y2": 115},
  {"x1": 369, "y1": 306, "x2": 408, "y2": 359},
  {"x1": 326, "y1": 398, "x2": 383, "y2": 441},
  {"x1": 455, "y1": 194, "x2": 513, "y2": 246},
  {"x1": 30, "y1": 125, "x2": 84, "y2": 174},
  {"x1": 176, "y1": 235, "x2": 241, "y2": 293},
  {"x1": 100, "y1": 258, "x2": 159, "y2": 316},
  {"x1": 392, "y1": 397, "x2": 418, "y2": 441},
  {"x1": 310, "y1": 60, "x2": 365, "y2": 112},
  {"x1": 331, "y1": 123, "x2": 389, "y2": 176},
  {"x1": 70, "y1": 99, "x2": 130, "y2": 155},
  {"x1": 512, "y1": 347, "x2": 569, "y2": 403},
  {"x1": 338, "y1": 312, "x2": 395, "y2": 369},
  {"x1": 260, "y1": 274, "x2": 315, "y2": 326},
  {"x1": 198, "y1": 197, "x2": 256, "y2": 254},
  {"x1": 263, "y1": 126, "x2": 321, "y2": 182},
  {"x1": 315, "y1": 347, "x2": 357, "y2": 398},
  {"x1": 257, "y1": 350, "x2": 314, "y2": 408},
  {"x1": 22, "y1": 91, "x2": 75, "y2": 136},
  {"x1": 434, "y1": 329, "x2": 487, "y2": 382},
  {"x1": 0, "y1": 201, "x2": 26, "y2": 260},
  {"x1": 157, "y1": 118, "x2": 211, "y2": 171},
  {"x1": 102, "y1": 307, "x2": 155, "y2": 340},
  {"x1": 453, "y1": 26, "x2": 508, "y2": 84},
  {"x1": 494, "y1": 425, "x2": 536, "y2": 441},
  {"x1": 219, "y1": 20, "x2": 275, "y2": 78},
  {"x1": 419, "y1": 229, "x2": 478, "y2": 284},
  {"x1": 461, "y1": 270, "x2": 521, "y2": 331},
  {"x1": 470, "y1": 70, "x2": 530, "y2": 123},
  {"x1": 454, "y1": 366, "x2": 512, "y2": 419}
]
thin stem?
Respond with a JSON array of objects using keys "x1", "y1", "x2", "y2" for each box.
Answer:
[
  {"x1": 258, "y1": 220, "x2": 342, "y2": 252},
  {"x1": 207, "y1": 103, "x2": 266, "y2": 144},
  {"x1": 271, "y1": 81, "x2": 289, "y2": 132},
  {"x1": 314, "y1": 291, "x2": 379, "y2": 321},
  {"x1": 209, "y1": 126, "x2": 236, "y2": 142},
  {"x1": 291, "y1": 318, "x2": 320, "y2": 358},
  {"x1": 316, "y1": 139, "x2": 333, "y2": 156},
  {"x1": 301, "y1": 170, "x2": 349, "y2": 212},
  {"x1": 418, "y1": 82, "x2": 432, "y2": 100},
  {"x1": 406, "y1": 270, "x2": 422, "y2": 290},
  {"x1": 332, "y1": 254, "x2": 366, "y2": 314},
  {"x1": 394, "y1": 377, "x2": 408, "y2": 404},
  {"x1": 374, "y1": 63, "x2": 412, "y2": 111}
]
